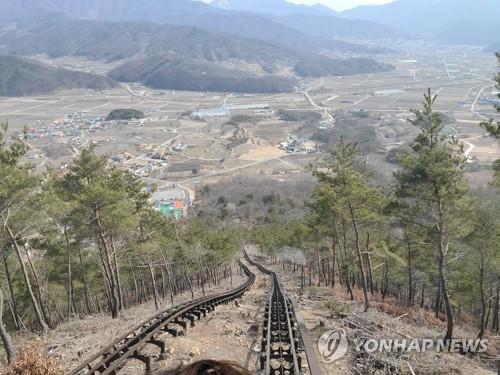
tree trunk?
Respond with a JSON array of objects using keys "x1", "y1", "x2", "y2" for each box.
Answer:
[
  {"x1": 301, "y1": 265, "x2": 304, "y2": 290},
  {"x1": 407, "y1": 237, "x2": 414, "y2": 307},
  {"x1": 331, "y1": 239, "x2": 336, "y2": 287},
  {"x1": 348, "y1": 203, "x2": 370, "y2": 312},
  {"x1": 438, "y1": 245, "x2": 453, "y2": 340},
  {"x1": 78, "y1": 247, "x2": 92, "y2": 314},
  {"x1": 95, "y1": 209, "x2": 119, "y2": 319},
  {"x1": 435, "y1": 278, "x2": 442, "y2": 318},
  {"x1": 160, "y1": 267, "x2": 167, "y2": 300},
  {"x1": 478, "y1": 244, "x2": 486, "y2": 339},
  {"x1": 420, "y1": 284, "x2": 425, "y2": 308},
  {"x1": 64, "y1": 226, "x2": 74, "y2": 318},
  {"x1": 6, "y1": 226, "x2": 49, "y2": 332},
  {"x1": 316, "y1": 240, "x2": 322, "y2": 287},
  {"x1": 436, "y1": 198, "x2": 453, "y2": 341},
  {"x1": 365, "y1": 233, "x2": 374, "y2": 295},
  {"x1": 110, "y1": 236, "x2": 124, "y2": 311},
  {"x1": 493, "y1": 283, "x2": 499, "y2": 332},
  {"x1": 138, "y1": 266, "x2": 147, "y2": 302},
  {"x1": 0, "y1": 289, "x2": 16, "y2": 363},
  {"x1": 2, "y1": 250, "x2": 20, "y2": 330},
  {"x1": 129, "y1": 260, "x2": 139, "y2": 304},
  {"x1": 148, "y1": 258, "x2": 160, "y2": 311},
  {"x1": 175, "y1": 230, "x2": 194, "y2": 299},
  {"x1": 22, "y1": 244, "x2": 51, "y2": 327},
  {"x1": 159, "y1": 250, "x2": 175, "y2": 305},
  {"x1": 484, "y1": 287, "x2": 493, "y2": 331}
]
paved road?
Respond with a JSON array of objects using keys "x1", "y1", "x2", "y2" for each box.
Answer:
[{"x1": 471, "y1": 84, "x2": 495, "y2": 120}]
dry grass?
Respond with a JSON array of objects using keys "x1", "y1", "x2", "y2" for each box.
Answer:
[{"x1": 4, "y1": 341, "x2": 63, "y2": 375}]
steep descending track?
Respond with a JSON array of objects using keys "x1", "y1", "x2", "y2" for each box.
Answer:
[
  {"x1": 70, "y1": 262, "x2": 255, "y2": 375},
  {"x1": 244, "y1": 251, "x2": 321, "y2": 375}
]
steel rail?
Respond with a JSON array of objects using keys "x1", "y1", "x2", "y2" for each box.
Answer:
[
  {"x1": 70, "y1": 262, "x2": 255, "y2": 375},
  {"x1": 244, "y1": 250, "x2": 321, "y2": 375}
]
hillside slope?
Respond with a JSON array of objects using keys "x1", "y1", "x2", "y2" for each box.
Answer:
[
  {"x1": 109, "y1": 56, "x2": 297, "y2": 93},
  {"x1": 0, "y1": 17, "x2": 299, "y2": 64},
  {"x1": 294, "y1": 55, "x2": 394, "y2": 77},
  {"x1": 272, "y1": 13, "x2": 411, "y2": 41},
  {"x1": 0, "y1": 54, "x2": 117, "y2": 96}
]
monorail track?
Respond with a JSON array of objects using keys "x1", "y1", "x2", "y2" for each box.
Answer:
[
  {"x1": 70, "y1": 262, "x2": 255, "y2": 375},
  {"x1": 244, "y1": 251, "x2": 321, "y2": 375}
]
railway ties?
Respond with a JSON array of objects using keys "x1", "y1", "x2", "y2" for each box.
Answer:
[
  {"x1": 70, "y1": 262, "x2": 255, "y2": 375},
  {"x1": 261, "y1": 273, "x2": 303, "y2": 375},
  {"x1": 244, "y1": 251, "x2": 321, "y2": 375}
]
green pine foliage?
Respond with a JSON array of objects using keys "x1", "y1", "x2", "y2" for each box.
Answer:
[{"x1": 0, "y1": 135, "x2": 241, "y2": 334}]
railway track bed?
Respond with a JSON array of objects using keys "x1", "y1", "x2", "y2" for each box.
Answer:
[
  {"x1": 70, "y1": 253, "x2": 322, "y2": 375},
  {"x1": 244, "y1": 251, "x2": 321, "y2": 375},
  {"x1": 70, "y1": 263, "x2": 255, "y2": 375}
]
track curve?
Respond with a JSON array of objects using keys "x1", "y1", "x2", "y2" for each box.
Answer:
[{"x1": 70, "y1": 262, "x2": 255, "y2": 375}]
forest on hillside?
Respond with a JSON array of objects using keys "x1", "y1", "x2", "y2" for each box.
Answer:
[{"x1": 0, "y1": 55, "x2": 117, "y2": 96}]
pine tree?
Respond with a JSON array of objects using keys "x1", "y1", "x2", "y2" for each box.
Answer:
[
  {"x1": 465, "y1": 204, "x2": 499, "y2": 338},
  {"x1": 395, "y1": 90, "x2": 471, "y2": 340},
  {"x1": 57, "y1": 146, "x2": 135, "y2": 318},
  {"x1": 311, "y1": 138, "x2": 385, "y2": 312},
  {"x1": 0, "y1": 123, "x2": 49, "y2": 332}
]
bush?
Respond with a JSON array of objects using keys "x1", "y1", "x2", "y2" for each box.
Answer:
[
  {"x1": 5, "y1": 342, "x2": 63, "y2": 375},
  {"x1": 322, "y1": 300, "x2": 354, "y2": 318},
  {"x1": 106, "y1": 108, "x2": 145, "y2": 121},
  {"x1": 278, "y1": 110, "x2": 321, "y2": 123}
]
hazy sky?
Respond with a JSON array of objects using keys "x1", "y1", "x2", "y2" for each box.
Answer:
[{"x1": 288, "y1": 0, "x2": 395, "y2": 11}]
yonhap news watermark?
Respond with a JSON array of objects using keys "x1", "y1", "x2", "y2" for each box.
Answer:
[{"x1": 318, "y1": 329, "x2": 489, "y2": 363}]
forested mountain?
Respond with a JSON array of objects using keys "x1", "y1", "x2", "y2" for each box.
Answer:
[
  {"x1": 342, "y1": 0, "x2": 500, "y2": 44},
  {"x1": 0, "y1": 0, "x2": 405, "y2": 52},
  {"x1": 294, "y1": 55, "x2": 394, "y2": 77},
  {"x1": 173, "y1": 13, "x2": 389, "y2": 54},
  {"x1": 0, "y1": 15, "x2": 393, "y2": 94},
  {"x1": 0, "y1": 17, "x2": 299, "y2": 64},
  {"x1": 0, "y1": 0, "x2": 217, "y2": 22},
  {"x1": 0, "y1": 54, "x2": 116, "y2": 96},
  {"x1": 210, "y1": 0, "x2": 337, "y2": 16},
  {"x1": 109, "y1": 56, "x2": 297, "y2": 93},
  {"x1": 271, "y1": 13, "x2": 410, "y2": 41}
]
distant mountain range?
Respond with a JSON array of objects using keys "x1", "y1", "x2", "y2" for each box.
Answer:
[
  {"x1": 0, "y1": 0, "x2": 404, "y2": 50},
  {"x1": 270, "y1": 13, "x2": 411, "y2": 41},
  {"x1": 2, "y1": 0, "x2": 497, "y2": 46},
  {"x1": 342, "y1": 0, "x2": 500, "y2": 45},
  {"x1": 210, "y1": 0, "x2": 337, "y2": 16},
  {"x1": 0, "y1": 54, "x2": 116, "y2": 96}
]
